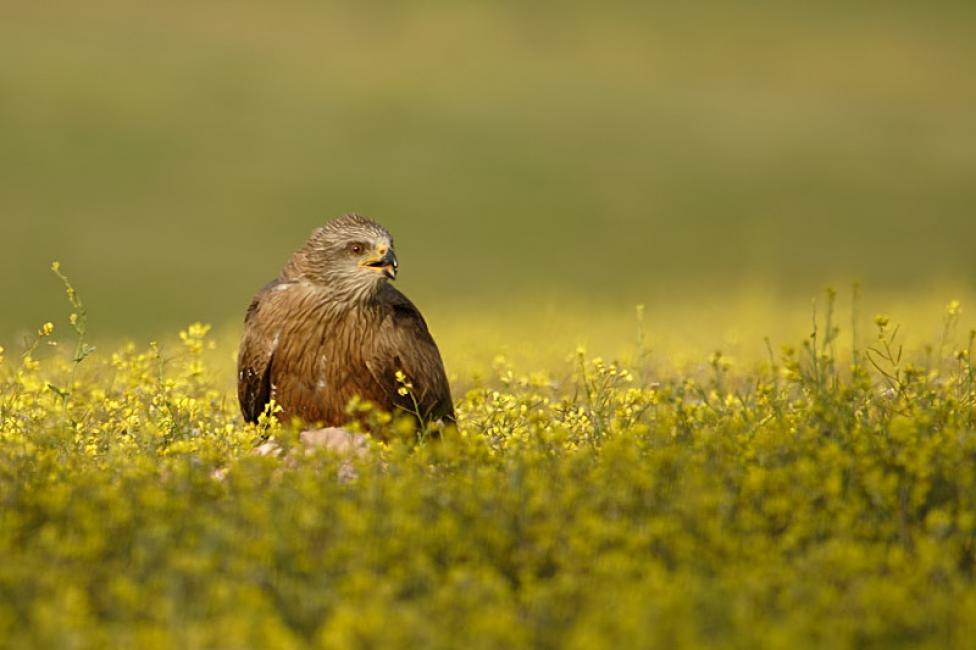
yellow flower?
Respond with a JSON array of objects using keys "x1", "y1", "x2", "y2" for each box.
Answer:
[
  {"x1": 39, "y1": 322, "x2": 54, "y2": 337},
  {"x1": 51, "y1": 261, "x2": 61, "y2": 272}
]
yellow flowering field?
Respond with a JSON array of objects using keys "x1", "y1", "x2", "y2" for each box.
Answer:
[{"x1": 2, "y1": 277, "x2": 976, "y2": 649}]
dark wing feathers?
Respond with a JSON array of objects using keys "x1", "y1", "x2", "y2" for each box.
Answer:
[
  {"x1": 371, "y1": 285, "x2": 455, "y2": 422},
  {"x1": 237, "y1": 281, "x2": 286, "y2": 424}
]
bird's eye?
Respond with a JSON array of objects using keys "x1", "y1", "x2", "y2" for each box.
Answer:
[{"x1": 349, "y1": 243, "x2": 364, "y2": 255}]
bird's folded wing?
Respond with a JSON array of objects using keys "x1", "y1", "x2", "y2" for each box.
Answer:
[
  {"x1": 370, "y1": 285, "x2": 455, "y2": 423},
  {"x1": 237, "y1": 281, "x2": 287, "y2": 423}
]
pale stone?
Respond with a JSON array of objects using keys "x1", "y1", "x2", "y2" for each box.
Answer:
[{"x1": 300, "y1": 427, "x2": 369, "y2": 458}]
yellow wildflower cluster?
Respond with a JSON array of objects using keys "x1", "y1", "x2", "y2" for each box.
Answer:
[{"x1": 1, "y1": 302, "x2": 975, "y2": 648}]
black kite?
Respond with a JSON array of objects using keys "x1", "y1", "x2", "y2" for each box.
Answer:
[{"x1": 237, "y1": 214, "x2": 454, "y2": 430}]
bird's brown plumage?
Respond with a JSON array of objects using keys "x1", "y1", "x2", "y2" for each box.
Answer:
[{"x1": 237, "y1": 214, "x2": 454, "y2": 431}]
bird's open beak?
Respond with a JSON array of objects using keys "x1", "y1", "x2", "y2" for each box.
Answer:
[{"x1": 362, "y1": 249, "x2": 398, "y2": 280}]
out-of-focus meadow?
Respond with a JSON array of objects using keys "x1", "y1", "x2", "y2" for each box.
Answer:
[
  {"x1": 2, "y1": 1, "x2": 975, "y2": 370},
  {"x1": 6, "y1": 4, "x2": 976, "y2": 648}
]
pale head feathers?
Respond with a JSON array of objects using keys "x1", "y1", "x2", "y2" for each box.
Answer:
[
  {"x1": 281, "y1": 214, "x2": 396, "y2": 303},
  {"x1": 316, "y1": 214, "x2": 392, "y2": 243}
]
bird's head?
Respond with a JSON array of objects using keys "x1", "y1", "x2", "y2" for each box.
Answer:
[{"x1": 285, "y1": 214, "x2": 399, "y2": 300}]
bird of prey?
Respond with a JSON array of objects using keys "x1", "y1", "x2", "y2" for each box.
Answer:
[{"x1": 237, "y1": 214, "x2": 454, "y2": 432}]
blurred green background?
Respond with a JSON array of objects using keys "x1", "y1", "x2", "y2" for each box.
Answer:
[{"x1": 2, "y1": 1, "x2": 974, "y2": 345}]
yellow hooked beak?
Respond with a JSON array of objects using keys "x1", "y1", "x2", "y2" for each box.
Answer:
[{"x1": 360, "y1": 247, "x2": 398, "y2": 280}]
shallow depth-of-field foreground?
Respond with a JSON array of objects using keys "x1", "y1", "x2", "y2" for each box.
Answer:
[{"x1": 2, "y1": 289, "x2": 976, "y2": 649}]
